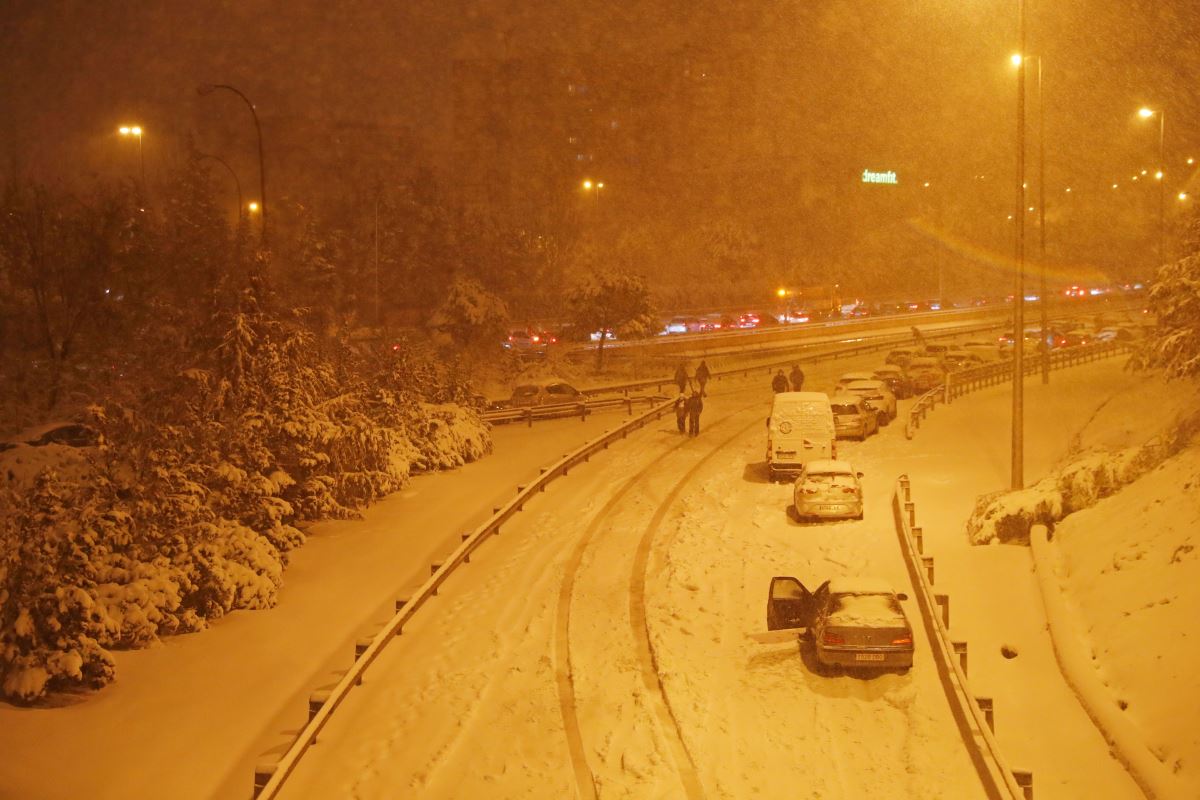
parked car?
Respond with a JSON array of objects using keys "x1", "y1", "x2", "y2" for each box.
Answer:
[
  {"x1": 765, "y1": 576, "x2": 914, "y2": 673},
  {"x1": 922, "y1": 343, "x2": 951, "y2": 361},
  {"x1": 884, "y1": 347, "x2": 921, "y2": 368},
  {"x1": 509, "y1": 379, "x2": 583, "y2": 407},
  {"x1": 960, "y1": 340, "x2": 1003, "y2": 361},
  {"x1": 872, "y1": 365, "x2": 913, "y2": 399},
  {"x1": 842, "y1": 379, "x2": 897, "y2": 424},
  {"x1": 997, "y1": 331, "x2": 1040, "y2": 354},
  {"x1": 829, "y1": 394, "x2": 878, "y2": 440},
  {"x1": 904, "y1": 356, "x2": 945, "y2": 394},
  {"x1": 835, "y1": 371, "x2": 877, "y2": 392},
  {"x1": 0, "y1": 422, "x2": 102, "y2": 453},
  {"x1": 942, "y1": 349, "x2": 986, "y2": 372},
  {"x1": 792, "y1": 460, "x2": 864, "y2": 521}
]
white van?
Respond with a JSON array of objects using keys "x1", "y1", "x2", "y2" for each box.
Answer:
[{"x1": 766, "y1": 391, "x2": 836, "y2": 482}]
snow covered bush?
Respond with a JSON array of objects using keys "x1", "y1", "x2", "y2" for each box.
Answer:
[
  {"x1": 966, "y1": 412, "x2": 1199, "y2": 544},
  {"x1": 0, "y1": 300, "x2": 493, "y2": 703}
]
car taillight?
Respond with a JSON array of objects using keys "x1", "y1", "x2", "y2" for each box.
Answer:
[
  {"x1": 822, "y1": 631, "x2": 845, "y2": 645},
  {"x1": 531, "y1": 334, "x2": 540, "y2": 343},
  {"x1": 891, "y1": 634, "x2": 912, "y2": 645}
]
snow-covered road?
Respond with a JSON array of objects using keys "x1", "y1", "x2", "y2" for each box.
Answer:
[
  {"x1": 278, "y1": 355, "x2": 1147, "y2": 800},
  {"x1": 0, "y1": 351, "x2": 1163, "y2": 800}
]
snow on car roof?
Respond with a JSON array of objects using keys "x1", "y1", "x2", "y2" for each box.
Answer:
[
  {"x1": 844, "y1": 379, "x2": 885, "y2": 390},
  {"x1": 827, "y1": 593, "x2": 907, "y2": 628},
  {"x1": 828, "y1": 576, "x2": 897, "y2": 596},
  {"x1": 873, "y1": 365, "x2": 902, "y2": 374},
  {"x1": 804, "y1": 459, "x2": 855, "y2": 474},
  {"x1": 839, "y1": 371, "x2": 875, "y2": 380}
]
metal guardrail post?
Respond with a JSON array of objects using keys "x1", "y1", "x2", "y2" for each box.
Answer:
[
  {"x1": 1014, "y1": 770, "x2": 1034, "y2": 799},
  {"x1": 922, "y1": 555, "x2": 934, "y2": 584},
  {"x1": 935, "y1": 593, "x2": 950, "y2": 627},
  {"x1": 912, "y1": 526, "x2": 923, "y2": 553},
  {"x1": 977, "y1": 697, "x2": 995, "y2": 731},
  {"x1": 953, "y1": 640, "x2": 968, "y2": 676}
]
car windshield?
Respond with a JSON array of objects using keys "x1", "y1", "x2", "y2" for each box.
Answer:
[{"x1": 830, "y1": 404, "x2": 859, "y2": 415}]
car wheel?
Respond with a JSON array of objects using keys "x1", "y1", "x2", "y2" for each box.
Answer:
[{"x1": 855, "y1": 511, "x2": 864, "y2": 521}]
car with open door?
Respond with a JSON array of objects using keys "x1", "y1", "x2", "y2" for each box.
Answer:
[{"x1": 765, "y1": 576, "x2": 913, "y2": 673}]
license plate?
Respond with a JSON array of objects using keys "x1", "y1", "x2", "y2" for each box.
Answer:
[{"x1": 855, "y1": 653, "x2": 885, "y2": 662}]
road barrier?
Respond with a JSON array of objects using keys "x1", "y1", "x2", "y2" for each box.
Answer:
[
  {"x1": 893, "y1": 476, "x2": 1031, "y2": 800},
  {"x1": 250, "y1": 397, "x2": 676, "y2": 799},
  {"x1": 905, "y1": 341, "x2": 1132, "y2": 440},
  {"x1": 481, "y1": 395, "x2": 664, "y2": 426}
]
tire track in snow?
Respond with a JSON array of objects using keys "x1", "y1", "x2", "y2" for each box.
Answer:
[{"x1": 555, "y1": 401, "x2": 764, "y2": 799}]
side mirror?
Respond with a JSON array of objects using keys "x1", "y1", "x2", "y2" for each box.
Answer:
[
  {"x1": 896, "y1": 592, "x2": 909, "y2": 602},
  {"x1": 856, "y1": 472, "x2": 864, "y2": 479}
]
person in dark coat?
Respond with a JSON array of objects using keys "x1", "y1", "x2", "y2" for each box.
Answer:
[
  {"x1": 789, "y1": 364, "x2": 805, "y2": 391},
  {"x1": 771, "y1": 369, "x2": 789, "y2": 393},
  {"x1": 674, "y1": 362, "x2": 690, "y2": 394},
  {"x1": 686, "y1": 390, "x2": 703, "y2": 436},
  {"x1": 673, "y1": 391, "x2": 688, "y2": 433},
  {"x1": 695, "y1": 360, "x2": 711, "y2": 396}
]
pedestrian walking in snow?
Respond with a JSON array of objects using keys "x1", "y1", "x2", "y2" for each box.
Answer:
[
  {"x1": 686, "y1": 390, "x2": 703, "y2": 436},
  {"x1": 771, "y1": 369, "x2": 789, "y2": 394},
  {"x1": 695, "y1": 360, "x2": 711, "y2": 396},
  {"x1": 674, "y1": 391, "x2": 688, "y2": 433},
  {"x1": 789, "y1": 364, "x2": 805, "y2": 392},
  {"x1": 674, "y1": 362, "x2": 690, "y2": 394}
]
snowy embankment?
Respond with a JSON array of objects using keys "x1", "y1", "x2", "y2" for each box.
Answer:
[
  {"x1": 1033, "y1": 435, "x2": 1200, "y2": 797},
  {"x1": 958, "y1": 370, "x2": 1200, "y2": 796}
]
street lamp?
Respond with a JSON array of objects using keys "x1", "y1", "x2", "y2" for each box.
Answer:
[
  {"x1": 118, "y1": 124, "x2": 145, "y2": 186},
  {"x1": 1016, "y1": 54, "x2": 1050, "y2": 384},
  {"x1": 581, "y1": 178, "x2": 605, "y2": 210},
  {"x1": 1137, "y1": 106, "x2": 1166, "y2": 268},
  {"x1": 1011, "y1": 1, "x2": 1028, "y2": 490},
  {"x1": 198, "y1": 84, "x2": 268, "y2": 246}
]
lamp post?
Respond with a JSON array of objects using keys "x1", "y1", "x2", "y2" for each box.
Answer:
[
  {"x1": 118, "y1": 125, "x2": 145, "y2": 186},
  {"x1": 1011, "y1": 1, "x2": 1027, "y2": 491},
  {"x1": 198, "y1": 84, "x2": 268, "y2": 246},
  {"x1": 1014, "y1": 54, "x2": 1049, "y2": 384},
  {"x1": 581, "y1": 178, "x2": 605, "y2": 210},
  {"x1": 1138, "y1": 107, "x2": 1166, "y2": 268},
  {"x1": 196, "y1": 152, "x2": 243, "y2": 223}
]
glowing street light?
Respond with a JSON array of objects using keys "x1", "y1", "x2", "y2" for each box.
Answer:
[
  {"x1": 1137, "y1": 106, "x2": 1166, "y2": 267},
  {"x1": 1178, "y1": 192, "x2": 1189, "y2": 201},
  {"x1": 247, "y1": 201, "x2": 260, "y2": 213},
  {"x1": 118, "y1": 124, "x2": 146, "y2": 185}
]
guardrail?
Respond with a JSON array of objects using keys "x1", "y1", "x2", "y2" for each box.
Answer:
[
  {"x1": 481, "y1": 395, "x2": 664, "y2": 426},
  {"x1": 905, "y1": 341, "x2": 1132, "y2": 439},
  {"x1": 251, "y1": 397, "x2": 676, "y2": 799},
  {"x1": 893, "y1": 476, "x2": 1031, "y2": 800}
]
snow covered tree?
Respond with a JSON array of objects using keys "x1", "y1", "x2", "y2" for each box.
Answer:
[
  {"x1": 1132, "y1": 214, "x2": 1200, "y2": 379},
  {"x1": 566, "y1": 270, "x2": 655, "y2": 370},
  {"x1": 426, "y1": 276, "x2": 510, "y2": 353}
]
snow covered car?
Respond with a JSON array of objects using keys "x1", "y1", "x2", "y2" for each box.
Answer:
[
  {"x1": 766, "y1": 576, "x2": 913, "y2": 673},
  {"x1": 829, "y1": 394, "x2": 878, "y2": 440},
  {"x1": 942, "y1": 349, "x2": 986, "y2": 372},
  {"x1": 834, "y1": 371, "x2": 876, "y2": 392},
  {"x1": 508, "y1": 379, "x2": 583, "y2": 407},
  {"x1": 842, "y1": 379, "x2": 896, "y2": 424},
  {"x1": 884, "y1": 347, "x2": 921, "y2": 368},
  {"x1": 872, "y1": 365, "x2": 913, "y2": 399},
  {"x1": 904, "y1": 357, "x2": 944, "y2": 394},
  {"x1": 0, "y1": 422, "x2": 102, "y2": 452},
  {"x1": 792, "y1": 460, "x2": 863, "y2": 521}
]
